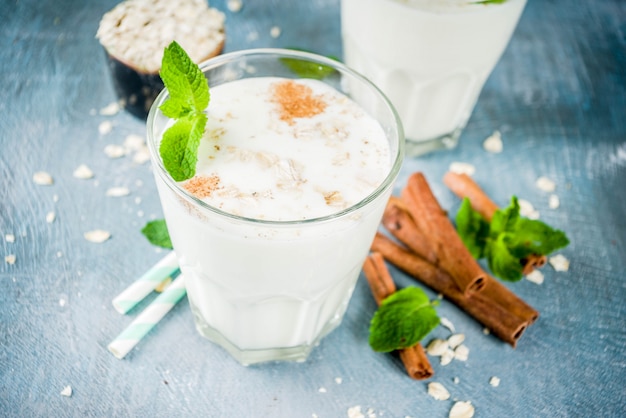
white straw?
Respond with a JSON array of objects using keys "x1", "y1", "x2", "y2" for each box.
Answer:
[
  {"x1": 108, "y1": 276, "x2": 187, "y2": 360},
  {"x1": 112, "y1": 251, "x2": 180, "y2": 314}
]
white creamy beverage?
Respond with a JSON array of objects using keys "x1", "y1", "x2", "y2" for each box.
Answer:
[
  {"x1": 342, "y1": 0, "x2": 527, "y2": 154},
  {"x1": 150, "y1": 71, "x2": 400, "y2": 364}
]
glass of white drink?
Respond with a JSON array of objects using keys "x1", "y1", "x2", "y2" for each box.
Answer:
[
  {"x1": 341, "y1": 0, "x2": 527, "y2": 155},
  {"x1": 146, "y1": 49, "x2": 404, "y2": 365}
]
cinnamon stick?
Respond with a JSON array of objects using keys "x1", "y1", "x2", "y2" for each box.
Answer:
[
  {"x1": 362, "y1": 253, "x2": 434, "y2": 380},
  {"x1": 443, "y1": 171, "x2": 548, "y2": 273},
  {"x1": 400, "y1": 173, "x2": 486, "y2": 294},
  {"x1": 371, "y1": 233, "x2": 538, "y2": 347}
]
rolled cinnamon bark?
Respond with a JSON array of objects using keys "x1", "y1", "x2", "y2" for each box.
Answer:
[
  {"x1": 371, "y1": 233, "x2": 537, "y2": 347},
  {"x1": 443, "y1": 171, "x2": 499, "y2": 221},
  {"x1": 443, "y1": 171, "x2": 548, "y2": 273},
  {"x1": 401, "y1": 173, "x2": 486, "y2": 294},
  {"x1": 362, "y1": 253, "x2": 434, "y2": 380}
]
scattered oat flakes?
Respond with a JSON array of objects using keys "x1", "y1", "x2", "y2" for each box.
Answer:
[
  {"x1": 106, "y1": 187, "x2": 130, "y2": 197},
  {"x1": 33, "y1": 171, "x2": 54, "y2": 185},
  {"x1": 104, "y1": 144, "x2": 126, "y2": 158},
  {"x1": 84, "y1": 230, "x2": 111, "y2": 243},
  {"x1": 426, "y1": 338, "x2": 449, "y2": 356},
  {"x1": 133, "y1": 147, "x2": 151, "y2": 164},
  {"x1": 46, "y1": 211, "x2": 56, "y2": 223},
  {"x1": 56, "y1": 251, "x2": 63, "y2": 258},
  {"x1": 335, "y1": 377, "x2": 343, "y2": 384},
  {"x1": 440, "y1": 317, "x2": 456, "y2": 333},
  {"x1": 5, "y1": 254, "x2": 16, "y2": 265},
  {"x1": 518, "y1": 199, "x2": 540, "y2": 220},
  {"x1": 318, "y1": 387, "x2": 327, "y2": 393},
  {"x1": 489, "y1": 376, "x2": 501, "y2": 387},
  {"x1": 5, "y1": 234, "x2": 15, "y2": 243},
  {"x1": 270, "y1": 26, "x2": 281, "y2": 38},
  {"x1": 525, "y1": 270, "x2": 544, "y2": 285},
  {"x1": 449, "y1": 401, "x2": 474, "y2": 418},
  {"x1": 449, "y1": 162, "x2": 476, "y2": 176},
  {"x1": 536, "y1": 176, "x2": 556, "y2": 192},
  {"x1": 453, "y1": 377, "x2": 460, "y2": 384},
  {"x1": 98, "y1": 120, "x2": 113, "y2": 135},
  {"x1": 454, "y1": 344, "x2": 469, "y2": 361},
  {"x1": 427, "y1": 382, "x2": 450, "y2": 400},
  {"x1": 60, "y1": 385, "x2": 72, "y2": 397},
  {"x1": 100, "y1": 101, "x2": 120, "y2": 116},
  {"x1": 227, "y1": 0, "x2": 243, "y2": 12},
  {"x1": 482, "y1": 130, "x2": 503, "y2": 153},
  {"x1": 483, "y1": 328, "x2": 490, "y2": 335},
  {"x1": 548, "y1": 194, "x2": 560, "y2": 209},
  {"x1": 549, "y1": 254, "x2": 570, "y2": 272},
  {"x1": 124, "y1": 134, "x2": 145, "y2": 151},
  {"x1": 447, "y1": 334, "x2": 465, "y2": 349},
  {"x1": 73, "y1": 164, "x2": 94, "y2": 179}
]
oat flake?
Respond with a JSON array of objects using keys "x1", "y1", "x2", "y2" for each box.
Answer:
[
  {"x1": 46, "y1": 212, "x2": 56, "y2": 223},
  {"x1": 99, "y1": 120, "x2": 113, "y2": 135},
  {"x1": 518, "y1": 199, "x2": 540, "y2": 220},
  {"x1": 440, "y1": 348, "x2": 455, "y2": 366},
  {"x1": 440, "y1": 317, "x2": 456, "y2": 333},
  {"x1": 227, "y1": 0, "x2": 243, "y2": 12},
  {"x1": 482, "y1": 130, "x2": 503, "y2": 153},
  {"x1": 549, "y1": 194, "x2": 560, "y2": 209},
  {"x1": 60, "y1": 385, "x2": 72, "y2": 397},
  {"x1": 449, "y1": 401, "x2": 475, "y2": 418},
  {"x1": 426, "y1": 338, "x2": 449, "y2": 356},
  {"x1": 427, "y1": 382, "x2": 450, "y2": 401},
  {"x1": 104, "y1": 144, "x2": 126, "y2": 158},
  {"x1": 33, "y1": 171, "x2": 54, "y2": 185},
  {"x1": 489, "y1": 376, "x2": 501, "y2": 387},
  {"x1": 73, "y1": 164, "x2": 94, "y2": 179},
  {"x1": 270, "y1": 26, "x2": 281, "y2": 38},
  {"x1": 447, "y1": 333, "x2": 465, "y2": 349},
  {"x1": 525, "y1": 270, "x2": 544, "y2": 285},
  {"x1": 347, "y1": 406, "x2": 365, "y2": 418},
  {"x1": 99, "y1": 101, "x2": 120, "y2": 116},
  {"x1": 5, "y1": 254, "x2": 16, "y2": 265},
  {"x1": 454, "y1": 344, "x2": 469, "y2": 361},
  {"x1": 84, "y1": 230, "x2": 111, "y2": 243},
  {"x1": 106, "y1": 187, "x2": 130, "y2": 197},
  {"x1": 5, "y1": 234, "x2": 15, "y2": 243},
  {"x1": 549, "y1": 254, "x2": 570, "y2": 272},
  {"x1": 449, "y1": 162, "x2": 476, "y2": 176},
  {"x1": 536, "y1": 176, "x2": 556, "y2": 192}
]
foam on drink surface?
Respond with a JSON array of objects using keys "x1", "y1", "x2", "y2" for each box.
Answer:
[{"x1": 181, "y1": 77, "x2": 391, "y2": 221}]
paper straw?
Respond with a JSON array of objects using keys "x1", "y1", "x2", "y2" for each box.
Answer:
[
  {"x1": 108, "y1": 276, "x2": 187, "y2": 360},
  {"x1": 112, "y1": 251, "x2": 180, "y2": 314}
]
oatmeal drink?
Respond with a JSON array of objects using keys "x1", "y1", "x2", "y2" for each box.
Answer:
[
  {"x1": 341, "y1": 0, "x2": 527, "y2": 155},
  {"x1": 147, "y1": 49, "x2": 403, "y2": 365}
]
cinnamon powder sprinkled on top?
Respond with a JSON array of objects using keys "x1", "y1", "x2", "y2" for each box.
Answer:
[
  {"x1": 271, "y1": 80, "x2": 327, "y2": 124},
  {"x1": 183, "y1": 175, "x2": 221, "y2": 198}
]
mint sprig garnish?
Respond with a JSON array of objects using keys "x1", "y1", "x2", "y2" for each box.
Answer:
[
  {"x1": 141, "y1": 219, "x2": 173, "y2": 249},
  {"x1": 158, "y1": 41, "x2": 210, "y2": 181},
  {"x1": 369, "y1": 287, "x2": 440, "y2": 353},
  {"x1": 456, "y1": 196, "x2": 570, "y2": 281}
]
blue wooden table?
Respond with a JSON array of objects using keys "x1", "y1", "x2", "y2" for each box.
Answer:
[{"x1": 1, "y1": 0, "x2": 625, "y2": 416}]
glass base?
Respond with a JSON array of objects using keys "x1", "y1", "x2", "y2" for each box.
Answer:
[
  {"x1": 188, "y1": 301, "x2": 344, "y2": 366},
  {"x1": 404, "y1": 127, "x2": 463, "y2": 157}
]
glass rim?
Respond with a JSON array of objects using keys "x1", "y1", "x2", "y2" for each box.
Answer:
[{"x1": 146, "y1": 47, "x2": 405, "y2": 227}]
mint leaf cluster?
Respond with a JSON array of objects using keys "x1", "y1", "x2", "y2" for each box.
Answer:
[
  {"x1": 456, "y1": 196, "x2": 569, "y2": 281},
  {"x1": 158, "y1": 41, "x2": 210, "y2": 181},
  {"x1": 369, "y1": 287, "x2": 440, "y2": 353},
  {"x1": 141, "y1": 219, "x2": 173, "y2": 249}
]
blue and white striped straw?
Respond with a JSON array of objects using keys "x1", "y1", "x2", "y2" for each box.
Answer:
[
  {"x1": 112, "y1": 251, "x2": 180, "y2": 314},
  {"x1": 108, "y1": 275, "x2": 187, "y2": 359}
]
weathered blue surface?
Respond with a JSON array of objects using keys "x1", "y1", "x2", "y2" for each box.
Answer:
[{"x1": 1, "y1": 0, "x2": 625, "y2": 416}]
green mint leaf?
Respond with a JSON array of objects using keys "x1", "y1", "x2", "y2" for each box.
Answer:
[
  {"x1": 369, "y1": 287, "x2": 440, "y2": 353},
  {"x1": 455, "y1": 198, "x2": 491, "y2": 258},
  {"x1": 141, "y1": 219, "x2": 173, "y2": 249},
  {"x1": 281, "y1": 47, "x2": 339, "y2": 80},
  {"x1": 506, "y1": 217, "x2": 570, "y2": 258},
  {"x1": 473, "y1": 0, "x2": 507, "y2": 5},
  {"x1": 159, "y1": 113, "x2": 207, "y2": 182},
  {"x1": 490, "y1": 196, "x2": 521, "y2": 236},
  {"x1": 486, "y1": 233, "x2": 524, "y2": 281},
  {"x1": 157, "y1": 41, "x2": 210, "y2": 181},
  {"x1": 159, "y1": 41, "x2": 209, "y2": 119}
]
